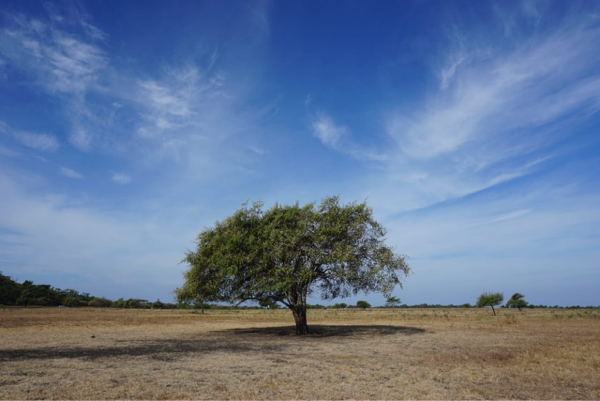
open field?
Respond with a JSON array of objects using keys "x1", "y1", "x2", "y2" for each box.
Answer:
[{"x1": 1, "y1": 307, "x2": 599, "y2": 400}]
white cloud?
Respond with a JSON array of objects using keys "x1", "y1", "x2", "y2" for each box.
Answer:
[
  {"x1": 249, "y1": 145, "x2": 268, "y2": 156},
  {"x1": 45, "y1": 35, "x2": 107, "y2": 94},
  {"x1": 0, "y1": 12, "x2": 108, "y2": 153},
  {"x1": 81, "y1": 21, "x2": 108, "y2": 41},
  {"x1": 126, "y1": 60, "x2": 266, "y2": 178},
  {"x1": 310, "y1": 112, "x2": 387, "y2": 161},
  {"x1": 59, "y1": 166, "x2": 83, "y2": 179},
  {"x1": 1, "y1": 7, "x2": 271, "y2": 177},
  {"x1": 0, "y1": 15, "x2": 107, "y2": 94},
  {"x1": 69, "y1": 128, "x2": 93, "y2": 151},
  {"x1": 386, "y1": 181, "x2": 600, "y2": 265},
  {"x1": 1, "y1": 121, "x2": 60, "y2": 153},
  {"x1": 439, "y1": 54, "x2": 468, "y2": 90},
  {"x1": 111, "y1": 172, "x2": 131, "y2": 185},
  {"x1": 14, "y1": 131, "x2": 60, "y2": 152},
  {"x1": 311, "y1": 113, "x2": 347, "y2": 147},
  {"x1": 357, "y1": 17, "x2": 600, "y2": 215},
  {"x1": 390, "y1": 23, "x2": 600, "y2": 161}
]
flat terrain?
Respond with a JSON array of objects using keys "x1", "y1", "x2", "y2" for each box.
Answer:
[{"x1": 0, "y1": 307, "x2": 599, "y2": 400}]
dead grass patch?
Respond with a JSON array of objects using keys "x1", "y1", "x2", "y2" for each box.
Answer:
[{"x1": 0, "y1": 307, "x2": 598, "y2": 399}]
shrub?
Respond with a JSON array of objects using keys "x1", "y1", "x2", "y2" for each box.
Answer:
[
  {"x1": 356, "y1": 300, "x2": 371, "y2": 309},
  {"x1": 88, "y1": 298, "x2": 112, "y2": 307}
]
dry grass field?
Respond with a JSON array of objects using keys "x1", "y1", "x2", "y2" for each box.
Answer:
[{"x1": 1, "y1": 307, "x2": 599, "y2": 400}]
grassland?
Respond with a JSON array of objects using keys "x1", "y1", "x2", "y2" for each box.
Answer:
[{"x1": 1, "y1": 307, "x2": 599, "y2": 400}]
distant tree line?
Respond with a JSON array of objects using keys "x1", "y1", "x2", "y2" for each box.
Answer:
[
  {"x1": 1, "y1": 272, "x2": 597, "y2": 310},
  {"x1": 0, "y1": 272, "x2": 176, "y2": 309}
]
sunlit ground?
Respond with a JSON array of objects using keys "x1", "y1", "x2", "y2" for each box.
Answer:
[{"x1": 1, "y1": 307, "x2": 599, "y2": 399}]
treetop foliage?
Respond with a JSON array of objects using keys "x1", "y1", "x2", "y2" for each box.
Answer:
[
  {"x1": 476, "y1": 292, "x2": 504, "y2": 308},
  {"x1": 476, "y1": 292, "x2": 504, "y2": 315},
  {"x1": 177, "y1": 196, "x2": 410, "y2": 308},
  {"x1": 506, "y1": 293, "x2": 528, "y2": 311},
  {"x1": 356, "y1": 300, "x2": 372, "y2": 309},
  {"x1": 176, "y1": 196, "x2": 410, "y2": 333}
]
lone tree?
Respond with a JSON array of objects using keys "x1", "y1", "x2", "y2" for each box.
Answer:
[
  {"x1": 476, "y1": 292, "x2": 504, "y2": 316},
  {"x1": 385, "y1": 296, "x2": 401, "y2": 308},
  {"x1": 506, "y1": 293, "x2": 528, "y2": 312},
  {"x1": 356, "y1": 300, "x2": 371, "y2": 309},
  {"x1": 177, "y1": 196, "x2": 410, "y2": 334}
]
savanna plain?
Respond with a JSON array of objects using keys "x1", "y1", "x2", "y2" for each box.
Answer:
[{"x1": 1, "y1": 307, "x2": 599, "y2": 400}]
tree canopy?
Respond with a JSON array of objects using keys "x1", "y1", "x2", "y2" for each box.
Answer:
[
  {"x1": 176, "y1": 196, "x2": 410, "y2": 334},
  {"x1": 506, "y1": 293, "x2": 528, "y2": 312},
  {"x1": 385, "y1": 296, "x2": 401, "y2": 308},
  {"x1": 476, "y1": 292, "x2": 504, "y2": 316},
  {"x1": 356, "y1": 300, "x2": 371, "y2": 309}
]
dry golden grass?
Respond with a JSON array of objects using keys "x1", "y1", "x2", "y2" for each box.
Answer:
[{"x1": 1, "y1": 307, "x2": 599, "y2": 399}]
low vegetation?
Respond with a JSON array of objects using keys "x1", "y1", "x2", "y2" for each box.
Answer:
[{"x1": 1, "y1": 307, "x2": 598, "y2": 400}]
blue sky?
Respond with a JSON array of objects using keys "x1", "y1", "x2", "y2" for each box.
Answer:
[{"x1": 1, "y1": 0, "x2": 599, "y2": 306}]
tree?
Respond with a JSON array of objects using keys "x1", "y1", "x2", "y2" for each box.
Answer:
[
  {"x1": 385, "y1": 296, "x2": 401, "y2": 308},
  {"x1": 476, "y1": 292, "x2": 504, "y2": 316},
  {"x1": 506, "y1": 293, "x2": 528, "y2": 312},
  {"x1": 177, "y1": 196, "x2": 410, "y2": 334},
  {"x1": 0, "y1": 272, "x2": 22, "y2": 305},
  {"x1": 356, "y1": 300, "x2": 371, "y2": 309},
  {"x1": 88, "y1": 297, "x2": 112, "y2": 307},
  {"x1": 259, "y1": 299, "x2": 280, "y2": 309},
  {"x1": 63, "y1": 296, "x2": 87, "y2": 307}
]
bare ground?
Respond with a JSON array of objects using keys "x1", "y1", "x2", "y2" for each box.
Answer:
[{"x1": 0, "y1": 307, "x2": 599, "y2": 399}]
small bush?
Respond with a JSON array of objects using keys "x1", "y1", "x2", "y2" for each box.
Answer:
[
  {"x1": 88, "y1": 298, "x2": 112, "y2": 307},
  {"x1": 356, "y1": 300, "x2": 371, "y2": 309}
]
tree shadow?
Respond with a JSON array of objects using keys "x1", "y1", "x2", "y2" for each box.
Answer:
[
  {"x1": 0, "y1": 338, "x2": 284, "y2": 362},
  {"x1": 1, "y1": 326, "x2": 428, "y2": 362},
  {"x1": 224, "y1": 324, "x2": 428, "y2": 338}
]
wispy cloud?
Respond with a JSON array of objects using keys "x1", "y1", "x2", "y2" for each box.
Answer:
[
  {"x1": 1, "y1": 121, "x2": 59, "y2": 152},
  {"x1": 367, "y1": 16, "x2": 600, "y2": 213},
  {"x1": 389, "y1": 22, "x2": 600, "y2": 160},
  {"x1": 125, "y1": 57, "x2": 271, "y2": 180},
  {"x1": 310, "y1": 112, "x2": 387, "y2": 162},
  {"x1": 0, "y1": 10, "x2": 109, "y2": 155},
  {"x1": 45, "y1": 35, "x2": 107, "y2": 94},
  {"x1": 111, "y1": 172, "x2": 131, "y2": 185},
  {"x1": 249, "y1": 145, "x2": 268, "y2": 156},
  {"x1": 14, "y1": 131, "x2": 60, "y2": 152},
  {"x1": 1, "y1": 5, "x2": 271, "y2": 177},
  {"x1": 300, "y1": 13, "x2": 600, "y2": 218},
  {"x1": 311, "y1": 113, "x2": 347, "y2": 147},
  {"x1": 59, "y1": 166, "x2": 83, "y2": 179},
  {"x1": 386, "y1": 173, "x2": 600, "y2": 268},
  {"x1": 0, "y1": 14, "x2": 107, "y2": 94}
]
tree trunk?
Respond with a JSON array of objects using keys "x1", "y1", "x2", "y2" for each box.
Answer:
[
  {"x1": 291, "y1": 305, "x2": 309, "y2": 335},
  {"x1": 491, "y1": 306, "x2": 496, "y2": 316}
]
